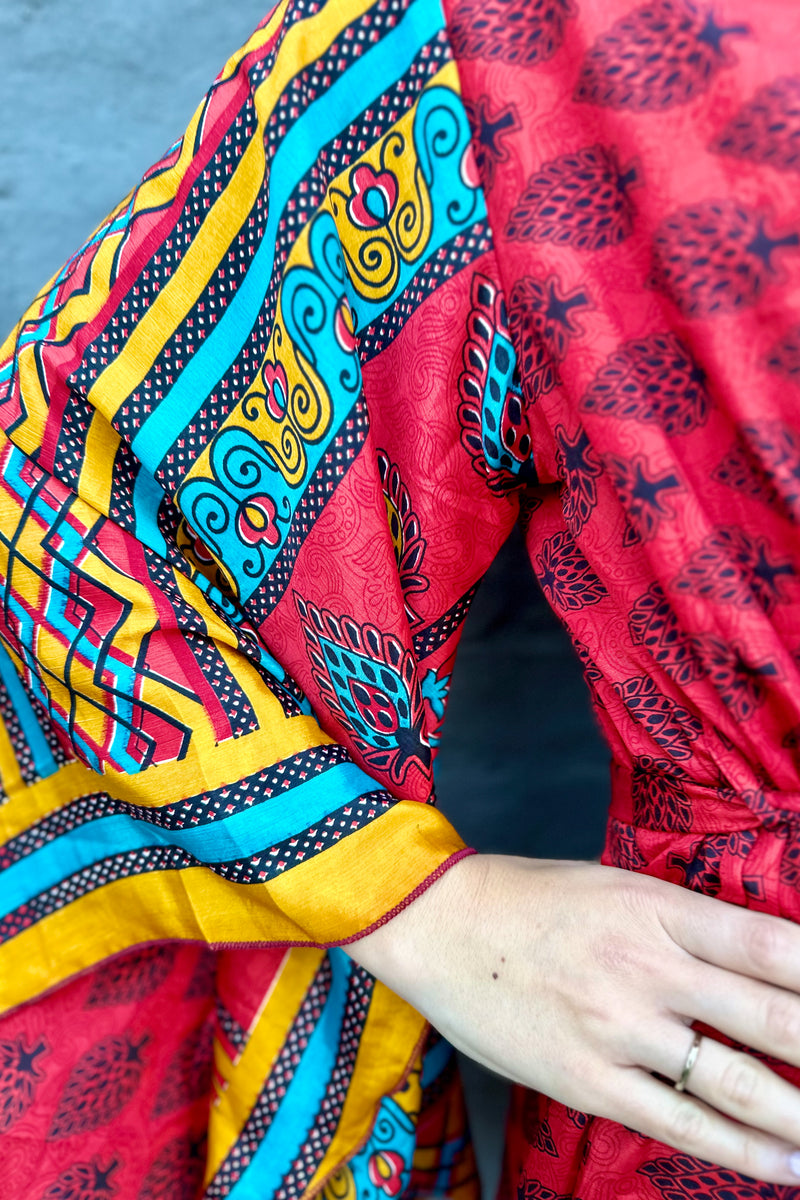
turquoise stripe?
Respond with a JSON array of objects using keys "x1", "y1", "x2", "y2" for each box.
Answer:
[
  {"x1": 0, "y1": 762, "x2": 383, "y2": 915},
  {"x1": 130, "y1": 463, "x2": 169, "y2": 558},
  {"x1": 228, "y1": 949, "x2": 352, "y2": 1199},
  {"x1": 0, "y1": 642, "x2": 58, "y2": 780},
  {"x1": 130, "y1": 0, "x2": 445, "y2": 470}
]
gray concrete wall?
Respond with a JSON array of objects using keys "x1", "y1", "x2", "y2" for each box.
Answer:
[{"x1": 1, "y1": 0, "x2": 271, "y2": 333}]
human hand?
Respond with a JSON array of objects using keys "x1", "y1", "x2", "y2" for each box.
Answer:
[{"x1": 348, "y1": 854, "x2": 800, "y2": 1185}]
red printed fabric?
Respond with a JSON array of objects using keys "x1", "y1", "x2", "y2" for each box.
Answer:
[
  {"x1": 443, "y1": 0, "x2": 800, "y2": 1195},
  {"x1": 0, "y1": 944, "x2": 216, "y2": 1200}
]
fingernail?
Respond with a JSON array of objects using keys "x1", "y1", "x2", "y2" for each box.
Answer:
[{"x1": 789, "y1": 1151, "x2": 800, "y2": 1178}]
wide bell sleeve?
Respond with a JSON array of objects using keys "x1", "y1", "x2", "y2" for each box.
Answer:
[{"x1": 0, "y1": 0, "x2": 522, "y2": 1016}]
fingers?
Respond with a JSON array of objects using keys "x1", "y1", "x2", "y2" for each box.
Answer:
[
  {"x1": 658, "y1": 887, "x2": 800, "y2": 994},
  {"x1": 666, "y1": 957, "x2": 800, "y2": 1074},
  {"x1": 643, "y1": 1022, "x2": 800, "y2": 1160},
  {"x1": 610, "y1": 1065, "x2": 800, "y2": 1186}
]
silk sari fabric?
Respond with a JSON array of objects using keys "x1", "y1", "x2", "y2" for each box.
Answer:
[{"x1": 1, "y1": 0, "x2": 800, "y2": 1196}]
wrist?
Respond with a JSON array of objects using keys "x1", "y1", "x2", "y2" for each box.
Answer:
[{"x1": 346, "y1": 852, "x2": 487, "y2": 1001}]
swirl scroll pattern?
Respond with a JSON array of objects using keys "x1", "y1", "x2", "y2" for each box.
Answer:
[
  {"x1": 329, "y1": 82, "x2": 482, "y2": 318},
  {"x1": 240, "y1": 213, "x2": 362, "y2": 488},
  {"x1": 178, "y1": 427, "x2": 293, "y2": 602},
  {"x1": 329, "y1": 125, "x2": 432, "y2": 303},
  {"x1": 176, "y1": 81, "x2": 484, "y2": 612}
]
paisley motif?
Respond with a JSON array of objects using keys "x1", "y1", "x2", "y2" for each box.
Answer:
[
  {"x1": 458, "y1": 273, "x2": 534, "y2": 493},
  {"x1": 295, "y1": 596, "x2": 430, "y2": 786},
  {"x1": 376, "y1": 451, "x2": 429, "y2": 626}
]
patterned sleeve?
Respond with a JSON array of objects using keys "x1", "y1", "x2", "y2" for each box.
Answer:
[{"x1": 0, "y1": 0, "x2": 520, "y2": 1012}]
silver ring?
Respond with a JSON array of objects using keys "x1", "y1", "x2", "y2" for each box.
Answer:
[{"x1": 675, "y1": 1030, "x2": 702, "y2": 1093}]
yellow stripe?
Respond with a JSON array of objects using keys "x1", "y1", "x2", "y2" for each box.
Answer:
[
  {"x1": 179, "y1": 56, "x2": 458, "y2": 491},
  {"x1": 87, "y1": 0, "x2": 374, "y2": 429},
  {"x1": 79, "y1": 408, "x2": 121, "y2": 514},
  {"x1": 0, "y1": 866, "x2": 304, "y2": 1013},
  {"x1": 214, "y1": 2, "x2": 291, "y2": 88},
  {"x1": 0, "y1": 760, "x2": 103, "y2": 839},
  {"x1": 7, "y1": 342, "x2": 51, "y2": 460},
  {"x1": 310, "y1": 982, "x2": 427, "y2": 1192},
  {"x1": 267, "y1": 799, "x2": 466, "y2": 942},
  {"x1": 0, "y1": 804, "x2": 464, "y2": 1010},
  {"x1": 205, "y1": 946, "x2": 324, "y2": 1182}
]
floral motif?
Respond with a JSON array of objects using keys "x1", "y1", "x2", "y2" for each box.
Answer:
[
  {"x1": 535, "y1": 531, "x2": 608, "y2": 611},
  {"x1": 712, "y1": 421, "x2": 800, "y2": 523},
  {"x1": 767, "y1": 325, "x2": 800, "y2": 383},
  {"x1": 605, "y1": 453, "x2": 682, "y2": 542},
  {"x1": 0, "y1": 1035, "x2": 48, "y2": 1133},
  {"x1": 575, "y1": 1, "x2": 749, "y2": 111},
  {"x1": 41, "y1": 1159, "x2": 120, "y2": 1200},
  {"x1": 581, "y1": 333, "x2": 711, "y2": 435},
  {"x1": 555, "y1": 424, "x2": 603, "y2": 536},
  {"x1": 334, "y1": 297, "x2": 358, "y2": 354},
  {"x1": 691, "y1": 634, "x2": 779, "y2": 722},
  {"x1": 448, "y1": 0, "x2": 578, "y2": 67},
  {"x1": 329, "y1": 85, "x2": 478, "y2": 303},
  {"x1": 506, "y1": 145, "x2": 641, "y2": 251},
  {"x1": 667, "y1": 834, "x2": 755, "y2": 896},
  {"x1": 367, "y1": 1150, "x2": 405, "y2": 1197},
  {"x1": 84, "y1": 945, "x2": 176, "y2": 1007},
  {"x1": 711, "y1": 75, "x2": 800, "y2": 173},
  {"x1": 346, "y1": 164, "x2": 398, "y2": 230},
  {"x1": 261, "y1": 361, "x2": 289, "y2": 421},
  {"x1": 151, "y1": 1018, "x2": 214, "y2": 1118},
  {"x1": 613, "y1": 676, "x2": 703, "y2": 760},
  {"x1": 640, "y1": 1151, "x2": 766, "y2": 1198},
  {"x1": 628, "y1": 585, "x2": 703, "y2": 688},
  {"x1": 673, "y1": 527, "x2": 795, "y2": 614},
  {"x1": 650, "y1": 201, "x2": 799, "y2": 317},
  {"x1": 138, "y1": 1134, "x2": 206, "y2": 1200},
  {"x1": 464, "y1": 96, "x2": 520, "y2": 192},
  {"x1": 236, "y1": 493, "x2": 285, "y2": 549},
  {"x1": 322, "y1": 1094, "x2": 415, "y2": 1200},
  {"x1": 631, "y1": 758, "x2": 694, "y2": 832},
  {"x1": 606, "y1": 820, "x2": 647, "y2": 871},
  {"x1": 49, "y1": 1033, "x2": 149, "y2": 1139},
  {"x1": 178, "y1": 426, "x2": 292, "y2": 602},
  {"x1": 508, "y1": 274, "x2": 591, "y2": 407}
]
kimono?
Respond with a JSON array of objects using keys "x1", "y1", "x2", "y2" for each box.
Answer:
[{"x1": 1, "y1": 0, "x2": 800, "y2": 1196}]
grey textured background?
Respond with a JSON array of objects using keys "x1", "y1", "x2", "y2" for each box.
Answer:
[{"x1": 1, "y1": 3, "x2": 611, "y2": 1191}]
